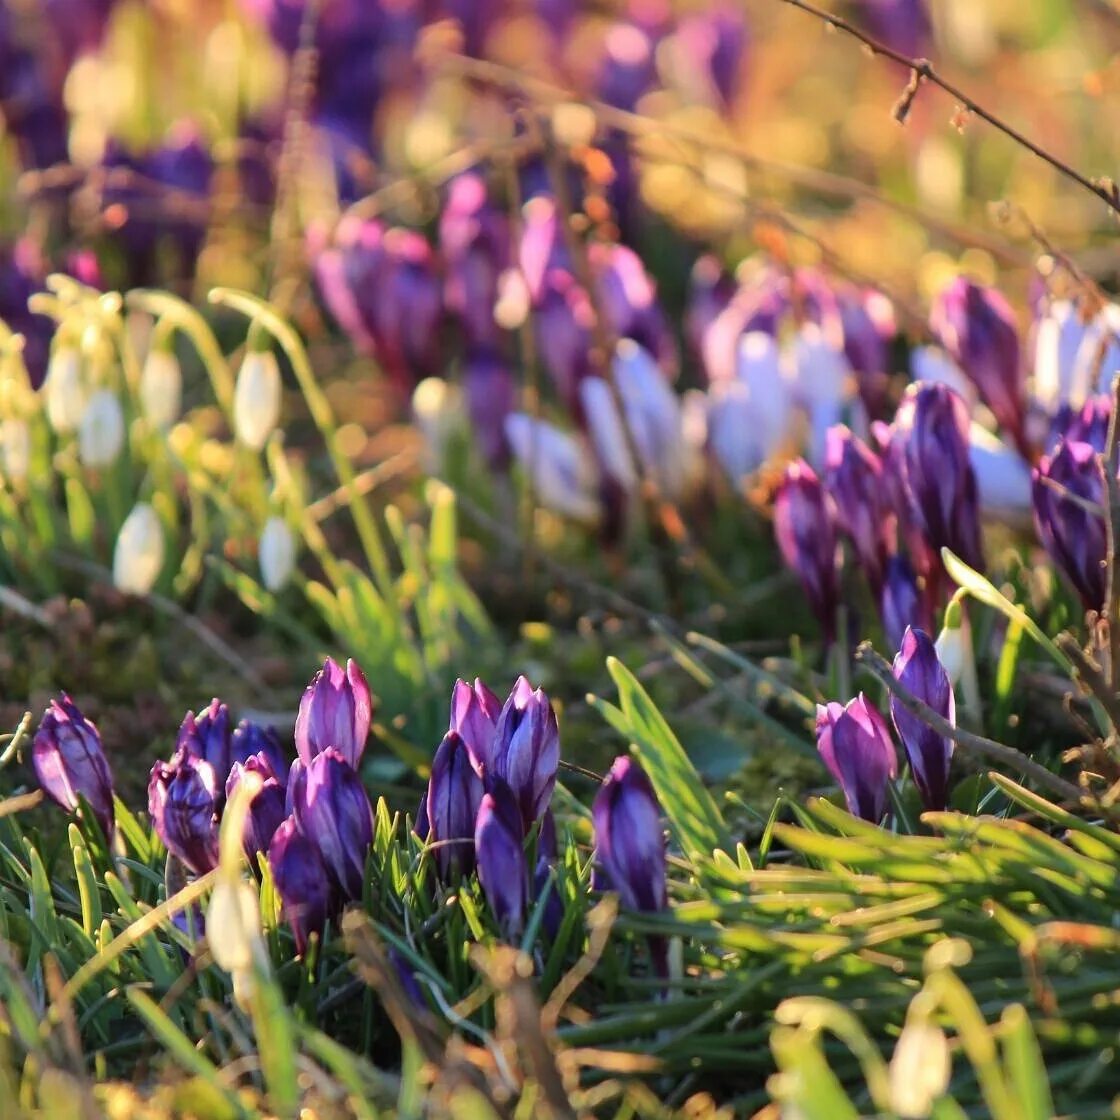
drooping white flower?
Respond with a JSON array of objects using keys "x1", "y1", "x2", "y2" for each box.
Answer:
[
  {"x1": 45, "y1": 347, "x2": 88, "y2": 434},
  {"x1": 139, "y1": 348, "x2": 183, "y2": 430},
  {"x1": 0, "y1": 418, "x2": 30, "y2": 481},
  {"x1": 411, "y1": 377, "x2": 464, "y2": 474},
  {"x1": 112, "y1": 503, "x2": 164, "y2": 595},
  {"x1": 233, "y1": 350, "x2": 282, "y2": 451},
  {"x1": 889, "y1": 1021, "x2": 951, "y2": 1118},
  {"x1": 259, "y1": 516, "x2": 296, "y2": 592},
  {"x1": 78, "y1": 389, "x2": 126, "y2": 468},
  {"x1": 505, "y1": 413, "x2": 600, "y2": 523}
]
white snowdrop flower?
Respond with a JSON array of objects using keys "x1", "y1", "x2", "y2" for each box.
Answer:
[
  {"x1": 45, "y1": 346, "x2": 87, "y2": 434},
  {"x1": 411, "y1": 377, "x2": 464, "y2": 474},
  {"x1": 78, "y1": 389, "x2": 125, "y2": 468},
  {"x1": 0, "y1": 418, "x2": 30, "y2": 481},
  {"x1": 791, "y1": 325, "x2": 850, "y2": 467},
  {"x1": 233, "y1": 349, "x2": 281, "y2": 451},
  {"x1": 505, "y1": 413, "x2": 600, "y2": 523},
  {"x1": 889, "y1": 1021, "x2": 951, "y2": 1118},
  {"x1": 707, "y1": 382, "x2": 763, "y2": 483},
  {"x1": 112, "y1": 502, "x2": 164, "y2": 595},
  {"x1": 1033, "y1": 299, "x2": 1089, "y2": 411},
  {"x1": 259, "y1": 516, "x2": 296, "y2": 592},
  {"x1": 139, "y1": 349, "x2": 182, "y2": 430},
  {"x1": 968, "y1": 423, "x2": 1032, "y2": 515}
]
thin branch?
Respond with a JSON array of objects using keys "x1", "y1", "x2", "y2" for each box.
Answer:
[
  {"x1": 855, "y1": 641, "x2": 1085, "y2": 804},
  {"x1": 1102, "y1": 372, "x2": 1120, "y2": 684},
  {"x1": 777, "y1": 0, "x2": 1120, "y2": 215}
]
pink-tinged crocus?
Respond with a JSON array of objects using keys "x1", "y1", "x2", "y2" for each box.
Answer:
[
  {"x1": 816, "y1": 696, "x2": 898, "y2": 823},
  {"x1": 1032, "y1": 438, "x2": 1107, "y2": 612},
  {"x1": 475, "y1": 776, "x2": 529, "y2": 939},
  {"x1": 294, "y1": 657, "x2": 372, "y2": 769},
  {"x1": 930, "y1": 276, "x2": 1026, "y2": 454},
  {"x1": 773, "y1": 460, "x2": 841, "y2": 644},
  {"x1": 32, "y1": 694, "x2": 115, "y2": 837},
  {"x1": 890, "y1": 627, "x2": 955, "y2": 811}
]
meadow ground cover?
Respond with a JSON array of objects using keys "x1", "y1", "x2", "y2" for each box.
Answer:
[{"x1": 1, "y1": 1, "x2": 1120, "y2": 1117}]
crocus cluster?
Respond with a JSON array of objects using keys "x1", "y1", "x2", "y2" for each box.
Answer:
[
  {"x1": 816, "y1": 626, "x2": 955, "y2": 821},
  {"x1": 418, "y1": 676, "x2": 559, "y2": 940},
  {"x1": 146, "y1": 657, "x2": 375, "y2": 954}
]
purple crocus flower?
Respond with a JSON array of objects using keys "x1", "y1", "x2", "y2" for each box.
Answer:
[
  {"x1": 931, "y1": 277, "x2": 1025, "y2": 455},
  {"x1": 1050, "y1": 395, "x2": 1110, "y2": 455},
  {"x1": 839, "y1": 287, "x2": 895, "y2": 420},
  {"x1": 890, "y1": 627, "x2": 955, "y2": 811},
  {"x1": 449, "y1": 677, "x2": 503, "y2": 774},
  {"x1": 892, "y1": 382, "x2": 984, "y2": 574},
  {"x1": 268, "y1": 816, "x2": 334, "y2": 955},
  {"x1": 816, "y1": 696, "x2": 898, "y2": 823},
  {"x1": 32, "y1": 694, "x2": 115, "y2": 837},
  {"x1": 148, "y1": 748, "x2": 220, "y2": 874},
  {"x1": 426, "y1": 731, "x2": 484, "y2": 879},
  {"x1": 879, "y1": 553, "x2": 926, "y2": 651},
  {"x1": 0, "y1": 239, "x2": 54, "y2": 389},
  {"x1": 414, "y1": 791, "x2": 429, "y2": 840},
  {"x1": 591, "y1": 756, "x2": 667, "y2": 914},
  {"x1": 534, "y1": 269, "x2": 595, "y2": 413},
  {"x1": 773, "y1": 460, "x2": 841, "y2": 643},
  {"x1": 492, "y1": 676, "x2": 560, "y2": 830},
  {"x1": 853, "y1": 0, "x2": 932, "y2": 59},
  {"x1": 464, "y1": 349, "x2": 516, "y2": 470},
  {"x1": 227, "y1": 752, "x2": 288, "y2": 862},
  {"x1": 475, "y1": 776, "x2": 529, "y2": 939},
  {"x1": 177, "y1": 699, "x2": 232, "y2": 780},
  {"x1": 229, "y1": 719, "x2": 286, "y2": 777},
  {"x1": 518, "y1": 195, "x2": 568, "y2": 306},
  {"x1": 289, "y1": 747, "x2": 373, "y2": 901},
  {"x1": 823, "y1": 426, "x2": 894, "y2": 595},
  {"x1": 1032, "y1": 439, "x2": 1107, "y2": 611},
  {"x1": 685, "y1": 255, "x2": 736, "y2": 368},
  {"x1": 295, "y1": 657, "x2": 372, "y2": 769}
]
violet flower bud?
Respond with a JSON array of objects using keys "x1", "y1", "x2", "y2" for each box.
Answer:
[
  {"x1": 268, "y1": 816, "x2": 334, "y2": 955},
  {"x1": 1049, "y1": 395, "x2": 1110, "y2": 455},
  {"x1": 492, "y1": 676, "x2": 560, "y2": 830},
  {"x1": 148, "y1": 748, "x2": 220, "y2": 874},
  {"x1": 930, "y1": 277, "x2": 1025, "y2": 453},
  {"x1": 853, "y1": 0, "x2": 932, "y2": 60},
  {"x1": 227, "y1": 764, "x2": 287, "y2": 862},
  {"x1": 414, "y1": 791, "x2": 429, "y2": 841},
  {"x1": 879, "y1": 553, "x2": 926, "y2": 652},
  {"x1": 32, "y1": 694, "x2": 114, "y2": 837},
  {"x1": 230, "y1": 719, "x2": 286, "y2": 778},
  {"x1": 449, "y1": 677, "x2": 502, "y2": 774},
  {"x1": 177, "y1": 699, "x2": 232, "y2": 780},
  {"x1": 773, "y1": 460, "x2": 841, "y2": 643},
  {"x1": 534, "y1": 269, "x2": 595, "y2": 413},
  {"x1": 1032, "y1": 438, "x2": 1107, "y2": 611},
  {"x1": 295, "y1": 657, "x2": 373, "y2": 769},
  {"x1": 474, "y1": 777, "x2": 529, "y2": 940},
  {"x1": 591, "y1": 756, "x2": 667, "y2": 914},
  {"x1": 426, "y1": 731, "x2": 484, "y2": 879},
  {"x1": 823, "y1": 425, "x2": 894, "y2": 594},
  {"x1": 816, "y1": 696, "x2": 898, "y2": 824},
  {"x1": 463, "y1": 349, "x2": 516, "y2": 470},
  {"x1": 289, "y1": 748, "x2": 373, "y2": 902},
  {"x1": 840, "y1": 287, "x2": 895, "y2": 419},
  {"x1": 892, "y1": 382, "x2": 984, "y2": 573},
  {"x1": 890, "y1": 627, "x2": 955, "y2": 811}
]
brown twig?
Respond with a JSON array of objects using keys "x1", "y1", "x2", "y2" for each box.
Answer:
[
  {"x1": 777, "y1": 0, "x2": 1120, "y2": 215},
  {"x1": 855, "y1": 641, "x2": 1085, "y2": 804},
  {"x1": 1101, "y1": 373, "x2": 1120, "y2": 684}
]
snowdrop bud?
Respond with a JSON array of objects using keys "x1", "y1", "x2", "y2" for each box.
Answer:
[
  {"x1": 889, "y1": 1021, "x2": 951, "y2": 1118},
  {"x1": 1, "y1": 418, "x2": 30, "y2": 481},
  {"x1": 933, "y1": 595, "x2": 965, "y2": 686},
  {"x1": 139, "y1": 348, "x2": 182, "y2": 430},
  {"x1": 412, "y1": 377, "x2": 464, "y2": 474},
  {"x1": 233, "y1": 349, "x2": 281, "y2": 451},
  {"x1": 113, "y1": 502, "x2": 165, "y2": 595},
  {"x1": 78, "y1": 390, "x2": 125, "y2": 468},
  {"x1": 45, "y1": 346, "x2": 87, "y2": 433},
  {"x1": 259, "y1": 516, "x2": 296, "y2": 592}
]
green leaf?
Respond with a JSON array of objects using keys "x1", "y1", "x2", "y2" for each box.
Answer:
[{"x1": 1001, "y1": 1004, "x2": 1054, "y2": 1120}]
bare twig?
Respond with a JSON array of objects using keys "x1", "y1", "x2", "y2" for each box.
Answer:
[
  {"x1": 855, "y1": 641, "x2": 1085, "y2": 803},
  {"x1": 777, "y1": 0, "x2": 1120, "y2": 215},
  {"x1": 1102, "y1": 372, "x2": 1120, "y2": 684}
]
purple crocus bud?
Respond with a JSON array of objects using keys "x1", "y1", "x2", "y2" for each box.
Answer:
[
  {"x1": 177, "y1": 699, "x2": 232, "y2": 780},
  {"x1": 853, "y1": 0, "x2": 932, "y2": 59},
  {"x1": 474, "y1": 777, "x2": 529, "y2": 939},
  {"x1": 591, "y1": 756, "x2": 667, "y2": 914},
  {"x1": 1032, "y1": 439, "x2": 1107, "y2": 611},
  {"x1": 148, "y1": 748, "x2": 220, "y2": 874},
  {"x1": 890, "y1": 627, "x2": 955, "y2": 811},
  {"x1": 268, "y1": 816, "x2": 334, "y2": 955},
  {"x1": 685, "y1": 255, "x2": 736, "y2": 367},
  {"x1": 493, "y1": 676, "x2": 560, "y2": 830},
  {"x1": 518, "y1": 195, "x2": 568, "y2": 306},
  {"x1": 840, "y1": 288, "x2": 895, "y2": 420},
  {"x1": 930, "y1": 277, "x2": 1025, "y2": 454},
  {"x1": 295, "y1": 657, "x2": 372, "y2": 769},
  {"x1": 534, "y1": 269, "x2": 595, "y2": 413},
  {"x1": 816, "y1": 696, "x2": 898, "y2": 823},
  {"x1": 0, "y1": 239, "x2": 54, "y2": 389},
  {"x1": 231, "y1": 765, "x2": 288, "y2": 862},
  {"x1": 289, "y1": 747, "x2": 373, "y2": 901},
  {"x1": 32, "y1": 694, "x2": 114, "y2": 837},
  {"x1": 1050, "y1": 395, "x2": 1111, "y2": 455},
  {"x1": 230, "y1": 719, "x2": 286, "y2": 778},
  {"x1": 463, "y1": 349, "x2": 516, "y2": 470},
  {"x1": 773, "y1": 460, "x2": 841, "y2": 643},
  {"x1": 414, "y1": 791, "x2": 429, "y2": 840},
  {"x1": 674, "y1": 3, "x2": 748, "y2": 106},
  {"x1": 449, "y1": 678, "x2": 503, "y2": 774},
  {"x1": 597, "y1": 20, "x2": 656, "y2": 112},
  {"x1": 426, "y1": 731, "x2": 483, "y2": 879},
  {"x1": 892, "y1": 382, "x2": 984, "y2": 573},
  {"x1": 879, "y1": 553, "x2": 926, "y2": 652},
  {"x1": 823, "y1": 426, "x2": 894, "y2": 595}
]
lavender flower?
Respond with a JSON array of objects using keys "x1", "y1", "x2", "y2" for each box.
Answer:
[
  {"x1": 268, "y1": 816, "x2": 334, "y2": 955},
  {"x1": 816, "y1": 696, "x2": 898, "y2": 823},
  {"x1": 148, "y1": 748, "x2": 220, "y2": 874},
  {"x1": 475, "y1": 777, "x2": 529, "y2": 939},
  {"x1": 879, "y1": 553, "x2": 926, "y2": 651},
  {"x1": 449, "y1": 677, "x2": 502, "y2": 774},
  {"x1": 295, "y1": 657, "x2": 373, "y2": 769},
  {"x1": 230, "y1": 719, "x2": 286, "y2": 777},
  {"x1": 177, "y1": 699, "x2": 232, "y2": 780},
  {"x1": 492, "y1": 676, "x2": 560, "y2": 830},
  {"x1": 426, "y1": 731, "x2": 483, "y2": 879}
]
